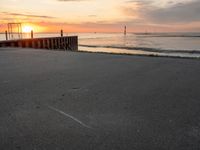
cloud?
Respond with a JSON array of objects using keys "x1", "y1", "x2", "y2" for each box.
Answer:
[
  {"x1": 88, "y1": 15, "x2": 97, "y2": 17},
  {"x1": 57, "y1": 0, "x2": 90, "y2": 1},
  {"x1": 1, "y1": 12, "x2": 57, "y2": 19},
  {"x1": 123, "y1": 0, "x2": 200, "y2": 24},
  {"x1": 124, "y1": 0, "x2": 152, "y2": 6},
  {"x1": 147, "y1": 0, "x2": 200, "y2": 23}
]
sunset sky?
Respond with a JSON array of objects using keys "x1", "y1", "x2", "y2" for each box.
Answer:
[{"x1": 0, "y1": 0, "x2": 200, "y2": 33}]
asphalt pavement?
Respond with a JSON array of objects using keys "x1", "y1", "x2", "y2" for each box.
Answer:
[{"x1": 0, "y1": 48, "x2": 200, "y2": 150}]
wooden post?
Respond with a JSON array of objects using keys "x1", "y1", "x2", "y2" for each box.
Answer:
[
  {"x1": 32, "y1": 41, "x2": 35, "y2": 48},
  {"x1": 61, "y1": 30, "x2": 63, "y2": 37},
  {"x1": 42, "y1": 39, "x2": 46, "y2": 49},
  {"x1": 54, "y1": 38, "x2": 57, "y2": 49},
  {"x1": 47, "y1": 39, "x2": 50, "y2": 49},
  {"x1": 31, "y1": 30, "x2": 33, "y2": 39},
  {"x1": 18, "y1": 41, "x2": 22, "y2": 47},
  {"x1": 76, "y1": 36, "x2": 78, "y2": 50},
  {"x1": 37, "y1": 40, "x2": 41, "y2": 49},
  {"x1": 51, "y1": 39, "x2": 53, "y2": 49},
  {"x1": 5, "y1": 31, "x2": 8, "y2": 40},
  {"x1": 25, "y1": 41, "x2": 29, "y2": 48}
]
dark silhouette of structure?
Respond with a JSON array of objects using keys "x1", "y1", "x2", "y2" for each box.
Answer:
[
  {"x1": 31, "y1": 30, "x2": 33, "y2": 39},
  {"x1": 124, "y1": 26, "x2": 127, "y2": 35},
  {"x1": 0, "y1": 36, "x2": 78, "y2": 51},
  {"x1": 61, "y1": 29, "x2": 63, "y2": 37},
  {"x1": 7, "y1": 23, "x2": 23, "y2": 40}
]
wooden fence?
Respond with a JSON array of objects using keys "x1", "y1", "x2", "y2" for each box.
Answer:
[{"x1": 0, "y1": 36, "x2": 78, "y2": 51}]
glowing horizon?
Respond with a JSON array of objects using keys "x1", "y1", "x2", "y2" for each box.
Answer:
[{"x1": 0, "y1": 0, "x2": 200, "y2": 33}]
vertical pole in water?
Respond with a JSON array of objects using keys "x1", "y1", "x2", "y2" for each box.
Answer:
[
  {"x1": 124, "y1": 26, "x2": 127, "y2": 35},
  {"x1": 5, "y1": 30, "x2": 8, "y2": 40},
  {"x1": 31, "y1": 30, "x2": 33, "y2": 39},
  {"x1": 61, "y1": 29, "x2": 63, "y2": 37}
]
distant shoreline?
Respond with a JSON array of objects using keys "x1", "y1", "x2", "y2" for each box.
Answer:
[{"x1": 0, "y1": 32, "x2": 200, "y2": 34}]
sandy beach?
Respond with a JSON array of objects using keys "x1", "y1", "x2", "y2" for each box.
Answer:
[{"x1": 0, "y1": 47, "x2": 200, "y2": 150}]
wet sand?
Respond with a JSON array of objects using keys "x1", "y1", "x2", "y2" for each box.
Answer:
[{"x1": 0, "y1": 48, "x2": 200, "y2": 150}]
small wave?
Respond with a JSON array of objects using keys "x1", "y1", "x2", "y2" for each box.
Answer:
[
  {"x1": 134, "y1": 33, "x2": 200, "y2": 38},
  {"x1": 79, "y1": 44, "x2": 200, "y2": 55}
]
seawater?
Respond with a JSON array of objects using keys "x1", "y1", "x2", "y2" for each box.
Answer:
[
  {"x1": 1, "y1": 32, "x2": 200, "y2": 58},
  {"x1": 78, "y1": 33, "x2": 200, "y2": 58}
]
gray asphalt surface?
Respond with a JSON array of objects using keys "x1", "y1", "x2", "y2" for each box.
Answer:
[{"x1": 0, "y1": 48, "x2": 200, "y2": 150}]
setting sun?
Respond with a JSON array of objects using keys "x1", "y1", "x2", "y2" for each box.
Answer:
[{"x1": 22, "y1": 26, "x2": 33, "y2": 33}]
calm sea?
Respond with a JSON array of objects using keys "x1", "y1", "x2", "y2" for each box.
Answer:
[{"x1": 1, "y1": 32, "x2": 200, "y2": 58}]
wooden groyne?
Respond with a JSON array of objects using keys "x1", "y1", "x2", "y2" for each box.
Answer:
[{"x1": 0, "y1": 36, "x2": 78, "y2": 51}]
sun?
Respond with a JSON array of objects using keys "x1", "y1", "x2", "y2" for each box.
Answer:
[{"x1": 22, "y1": 26, "x2": 33, "y2": 33}]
